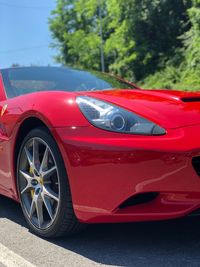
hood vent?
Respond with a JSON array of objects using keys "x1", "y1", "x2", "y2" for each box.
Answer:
[{"x1": 181, "y1": 97, "x2": 200, "y2": 103}]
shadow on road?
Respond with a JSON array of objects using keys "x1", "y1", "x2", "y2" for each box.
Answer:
[{"x1": 1, "y1": 195, "x2": 200, "y2": 266}]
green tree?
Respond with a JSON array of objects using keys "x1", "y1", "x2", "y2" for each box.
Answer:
[
  {"x1": 49, "y1": 0, "x2": 192, "y2": 81},
  {"x1": 183, "y1": 0, "x2": 200, "y2": 68},
  {"x1": 121, "y1": 0, "x2": 191, "y2": 80},
  {"x1": 143, "y1": 0, "x2": 200, "y2": 91},
  {"x1": 49, "y1": 0, "x2": 102, "y2": 69}
]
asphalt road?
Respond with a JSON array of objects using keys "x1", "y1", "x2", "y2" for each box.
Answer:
[{"x1": 0, "y1": 196, "x2": 200, "y2": 267}]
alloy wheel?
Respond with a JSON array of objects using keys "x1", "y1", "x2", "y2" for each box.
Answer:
[{"x1": 18, "y1": 137, "x2": 60, "y2": 230}]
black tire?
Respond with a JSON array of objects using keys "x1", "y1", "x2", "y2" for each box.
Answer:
[{"x1": 17, "y1": 127, "x2": 85, "y2": 238}]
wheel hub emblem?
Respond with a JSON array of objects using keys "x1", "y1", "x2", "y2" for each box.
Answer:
[{"x1": 31, "y1": 179, "x2": 38, "y2": 186}]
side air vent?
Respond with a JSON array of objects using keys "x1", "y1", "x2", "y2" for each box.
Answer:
[
  {"x1": 181, "y1": 97, "x2": 200, "y2": 103},
  {"x1": 188, "y1": 208, "x2": 200, "y2": 217},
  {"x1": 119, "y1": 192, "x2": 159, "y2": 209},
  {"x1": 192, "y1": 156, "x2": 200, "y2": 176}
]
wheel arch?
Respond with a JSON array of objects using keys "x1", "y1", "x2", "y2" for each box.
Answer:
[
  {"x1": 14, "y1": 117, "x2": 51, "y2": 179},
  {"x1": 13, "y1": 115, "x2": 72, "y2": 205},
  {"x1": 14, "y1": 117, "x2": 83, "y2": 236}
]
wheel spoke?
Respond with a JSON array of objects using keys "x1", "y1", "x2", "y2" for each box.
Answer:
[
  {"x1": 39, "y1": 146, "x2": 49, "y2": 173},
  {"x1": 43, "y1": 186, "x2": 59, "y2": 202},
  {"x1": 42, "y1": 194, "x2": 54, "y2": 220},
  {"x1": 42, "y1": 166, "x2": 57, "y2": 180},
  {"x1": 19, "y1": 170, "x2": 32, "y2": 181},
  {"x1": 35, "y1": 194, "x2": 44, "y2": 228},
  {"x1": 21, "y1": 184, "x2": 32, "y2": 195},
  {"x1": 24, "y1": 146, "x2": 33, "y2": 168},
  {"x1": 33, "y1": 139, "x2": 40, "y2": 171},
  {"x1": 29, "y1": 198, "x2": 36, "y2": 219},
  {"x1": 19, "y1": 170, "x2": 33, "y2": 194}
]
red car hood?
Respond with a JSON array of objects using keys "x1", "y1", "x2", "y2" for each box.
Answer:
[{"x1": 78, "y1": 89, "x2": 200, "y2": 129}]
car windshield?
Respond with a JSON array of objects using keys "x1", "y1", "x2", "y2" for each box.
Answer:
[{"x1": 1, "y1": 67, "x2": 137, "y2": 98}]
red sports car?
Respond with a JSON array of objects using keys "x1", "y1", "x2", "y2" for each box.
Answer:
[{"x1": 1, "y1": 66, "x2": 200, "y2": 238}]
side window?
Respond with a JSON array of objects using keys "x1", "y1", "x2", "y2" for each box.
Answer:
[
  {"x1": 0, "y1": 72, "x2": 6, "y2": 101},
  {"x1": 1, "y1": 70, "x2": 15, "y2": 98}
]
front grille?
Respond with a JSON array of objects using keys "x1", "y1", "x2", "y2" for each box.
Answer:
[{"x1": 192, "y1": 156, "x2": 200, "y2": 176}]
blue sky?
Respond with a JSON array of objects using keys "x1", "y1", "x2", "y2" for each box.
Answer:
[{"x1": 0, "y1": 0, "x2": 58, "y2": 68}]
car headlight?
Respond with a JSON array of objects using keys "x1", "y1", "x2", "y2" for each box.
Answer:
[{"x1": 76, "y1": 96, "x2": 166, "y2": 135}]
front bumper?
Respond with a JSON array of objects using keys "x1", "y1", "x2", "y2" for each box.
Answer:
[{"x1": 53, "y1": 124, "x2": 200, "y2": 223}]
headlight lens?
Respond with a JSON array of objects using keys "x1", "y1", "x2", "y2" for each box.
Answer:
[{"x1": 76, "y1": 96, "x2": 166, "y2": 135}]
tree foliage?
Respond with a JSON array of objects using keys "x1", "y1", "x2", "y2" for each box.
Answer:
[
  {"x1": 184, "y1": 0, "x2": 200, "y2": 67},
  {"x1": 49, "y1": 0, "x2": 200, "y2": 90}
]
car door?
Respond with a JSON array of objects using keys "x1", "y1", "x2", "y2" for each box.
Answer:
[
  {"x1": 0, "y1": 72, "x2": 7, "y2": 155},
  {"x1": 0, "y1": 72, "x2": 15, "y2": 196}
]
